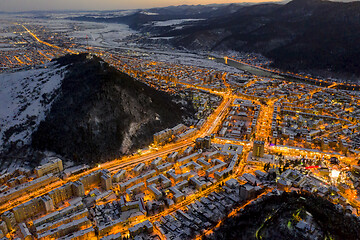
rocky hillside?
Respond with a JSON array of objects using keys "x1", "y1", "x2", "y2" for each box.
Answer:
[{"x1": 31, "y1": 53, "x2": 194, "y2": 164}]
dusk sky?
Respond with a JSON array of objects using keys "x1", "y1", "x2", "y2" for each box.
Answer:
[
  {"x1": 0, "y1": 0, "x2": 356, "y2": 12},
  {"x1": 1, "y1": 0, "x2": 280, "y2": 12}
]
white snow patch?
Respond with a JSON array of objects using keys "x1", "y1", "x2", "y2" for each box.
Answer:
[
  {"x1": 140, "y1": 11, "x2": 159, "y2": 16},
  {"x1": 174, "y1": 26, "x2": 184, "y2": 30},
  {"x1": 149, "y1": 37, "x2": 175, "y2": 40},
  {"x1": 152, "y1": 19, "x2": 205, "y2": 27},
  {"x1": 68, "y1": 22, "x2": 135, "y2": 48},
  {"x1": 0, "y1": 63, "x2": 67, "y2": 151}
]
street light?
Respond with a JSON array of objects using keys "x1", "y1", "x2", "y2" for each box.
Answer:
[{"x1": 330, "y1": 169, "x2": 340, "y2": 184}]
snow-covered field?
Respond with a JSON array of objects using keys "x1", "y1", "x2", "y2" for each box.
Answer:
[
  {"x1": 25, "y1": 18, "x2": 136, "y2": 49},
  {"x1": 141, "y1": 50, "x2": 245, "y2": 74},
  {"x1": 68, "y1": 22, "x2": 135, "y2": 48},
  {"x1": 0, "y1": 63, "x2": 67, "y2": 151}
]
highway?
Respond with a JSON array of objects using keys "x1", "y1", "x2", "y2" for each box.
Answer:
[{"x1": 21, "y1": 25, "x2": 77, "y2": 55}]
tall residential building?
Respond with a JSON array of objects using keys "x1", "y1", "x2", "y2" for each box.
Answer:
[
  {"x1": 0, "y1": 221, "x2": 8, "y2": 235},
  {"x1": 35, "y1": 157, "x2": 63, "y2": 177},
  {"x1": 47, "y1": 183, "x2": 74, "y2": 206},
  {"x1": 37, "y1": 217, "x2": 91, "y2": 239},
  {"x1": 195, "y1": 136, "x2": 211, "y2": 149},
  {"x1": 253, "y1": 141, "x2": 265, "y2": 158},
  {"x1": 79, "y1": 170, "x2": 102, "y2": 190},
  {"x1": 13, "y1": 197, "x2": 46, "y2": 223},
  {"x1": 12, "y1": 194, "x2": 60, "y2": 224},
  {"x1": 19, "y1": 223, "x2": 33, "y2": 240},
  {"x1": 101, "y1": 174, "x2": 112, "y2": 191},
  {"x1": 1, "y1": 211, "x2": 16, "y2": 231},
  {"x1": 153, "y1": 128, "x2": 172, "y2": 145},
  {"x1": 71, "y1": 181, "x2": 85, "y2": 197},
  {"x1": 42, "y1": 195, "x2": 55, "y2": 213}
]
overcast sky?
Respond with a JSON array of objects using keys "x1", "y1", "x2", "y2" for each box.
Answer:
[{"x1": 0, "y1": 0, "x2": 357, "y2": 12}]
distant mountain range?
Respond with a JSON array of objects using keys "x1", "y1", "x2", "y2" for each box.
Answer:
[
  {"x1": 162, "y1": 0, "x2": 360, "y2": 78},
  {"x1": 70, "y1": 0, "x2": 360, "y2": 78},
  {"x1": 69, "y1": 4, "x2": 246, "y2": 29},
  {"x1": 169, "y1": 0, "x2": 360, "y2": 78}
]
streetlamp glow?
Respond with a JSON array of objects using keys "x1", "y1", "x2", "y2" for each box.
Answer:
[{"x1": 330, "y1": 169, "x2": 340, "y2": 180}]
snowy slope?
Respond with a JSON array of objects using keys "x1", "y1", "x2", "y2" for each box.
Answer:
[
  {"x1": 152, "y1": 19, "x2": 205, "y2": 27},
  {"x1": 0, "y1": 63, "x2": 67, "y2": 152}
]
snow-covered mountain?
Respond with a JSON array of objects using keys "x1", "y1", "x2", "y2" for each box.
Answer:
[
  {"x1": 0, "y1": 63, "x2": 67, "y2": 152},
  {"x1": 30, "y1": 53, "x2": 194, "y2": 164},
  {"x1": 0, "y1": 53, "x2": 194, "y2": 165}
]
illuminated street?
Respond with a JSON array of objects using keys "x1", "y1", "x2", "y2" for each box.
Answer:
[{"x1": 0, "y1": 15, "x2": 359, "y2": 240}]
